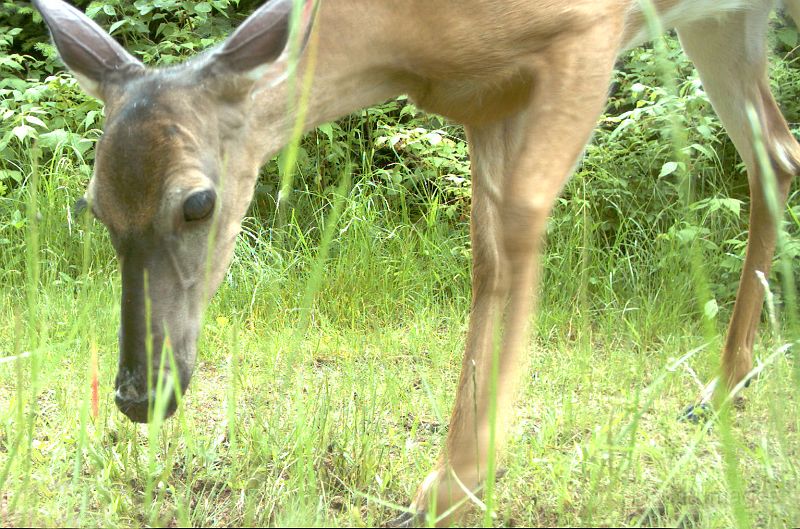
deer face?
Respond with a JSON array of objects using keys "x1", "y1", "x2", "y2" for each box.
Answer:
[
  {"x1": 35, "y1": 0, "x2": 314, "y2": 422},
  {"x1": 91, "y1": 81, "x2": 241, "y2": 422}
]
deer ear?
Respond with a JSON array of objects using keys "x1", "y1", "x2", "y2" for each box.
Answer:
[
  {"x1": 206, "y1": 0, "x2": 317, "y2": 92},
  {"x1": 34, "y1": 0, "x2": 143, "y2": 100}
]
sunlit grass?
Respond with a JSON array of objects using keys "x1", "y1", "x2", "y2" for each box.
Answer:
[
  {"x1": 1, "y1": 16, "x2": 800, "y2": 528},
  {"x1": 1, "y1": 144, "x2": 798, "y2": 526}
]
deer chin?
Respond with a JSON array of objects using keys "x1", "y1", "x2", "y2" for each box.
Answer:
[{"x1": 114, "y1": 378, "x2": 180, "y2": 423}]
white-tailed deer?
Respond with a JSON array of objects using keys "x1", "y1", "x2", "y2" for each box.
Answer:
[{"x1": 35, "y1": 0, "x2": 800, "y2": 524}]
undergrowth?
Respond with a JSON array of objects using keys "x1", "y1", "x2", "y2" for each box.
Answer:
[{"x1": 0, "y1": 4, "x2": 799, "y2": 528}]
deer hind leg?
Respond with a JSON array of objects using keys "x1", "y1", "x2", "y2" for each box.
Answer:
[
  {"x1": 399, "y1": 26, "x2": 622, "y2": 526},
  {"x1": 677, "y1": 5, "x2": 800, "y2": 402}
]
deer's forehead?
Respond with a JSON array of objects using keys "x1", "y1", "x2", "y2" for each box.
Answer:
[{"x1": 92, "y1": 96, "x2": 206, "y2": 232}]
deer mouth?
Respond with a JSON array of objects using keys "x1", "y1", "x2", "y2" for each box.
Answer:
[
  {"x1": 114, "y1": 320, "x2": 197, "y2": 424},
  {"x1": 114, "y1": 384, "x2": 179, "y2": 423},
  {"x1": 113, "y1": 359, "x2": 191, "y2": 423}
]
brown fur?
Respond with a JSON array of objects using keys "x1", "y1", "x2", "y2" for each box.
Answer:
[{"x1": 37, "y1": 0, "x2": 798, "y2": 524}]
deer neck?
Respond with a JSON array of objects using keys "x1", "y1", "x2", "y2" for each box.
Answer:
[{"x1": 248, "y1": 2, "x2": 412, "y2": 163}]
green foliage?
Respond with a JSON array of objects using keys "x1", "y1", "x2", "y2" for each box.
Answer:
[
  {"x1": 2, "y1": 4, "x2": 800, "y2": 316},
  {"x1": 0, "y1": 0, "x2": 248, "y2": 197},
  {"x1": 81, "y1": 0, "x2": 244, "y2": 64},
  {"x1": 1, "y1": 5, "x2": 800, "y2": 528},
  {"x1": 365, "y1": 100, "x2": 469, "y2": 215}
]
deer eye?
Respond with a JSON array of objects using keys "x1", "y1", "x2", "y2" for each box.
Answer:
[{"x1": 183, "y1": 189, "x2": 216, "y2": 222}]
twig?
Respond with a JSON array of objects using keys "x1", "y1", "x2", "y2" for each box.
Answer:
[{"x1": 0, "y1": 352, "x2": 32, "y2": 365}]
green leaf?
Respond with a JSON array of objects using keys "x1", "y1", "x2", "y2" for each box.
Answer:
[
  {"x1": 318, "y1": 123, "x2": 334, "y2": 143},
  {"x1": 704, "y1": 299, "x2": 719, "y2": 320},
  {"x1": 25, "y1": 115, "x2": 47, "y2": 129},
  {"x1": 695, "y1": 124, "x2": 713, "y2": 140},
  {"x1": 425, "y1": 132, "x2": 442, "y2": 145},
  {"x1": 85, "y1": 5, "x2": 102, "y2": 18},
  {"x1": 0, "y1": 169, "x2": 22, "y2": 183},
  {"x1": 37, "y1": 129, "x2": 69, "y2": 149},
  {"x1": 777, "y1": 27, "x2": 798, "y2": 49},
  {"x1": 195, "y1": 2, "x2": 212, "y2": 13},
  {"x1": 689, "y1": 142, "x2": 714, "y2": 160},
  {"x1": 658, "y1": 161, "x2": 678, "y2": 177},
  {"x1": 134, "y1": 0, "x2": 154, "y2": 15},
  {"x1": 82, "y1": 110, "x2": 99, "y2": 130},
  {"x1": 12, "y1": 124, "x2": 33, "y2": 141},
  {"x1": 109, "y1": 19, "x2": 128, "y2": 35},
  {"x1": 718, "y1": 198, "x2": 742, "y2": 217}
]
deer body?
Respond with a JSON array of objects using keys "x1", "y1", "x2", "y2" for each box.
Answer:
[{"x1": 35, "y1": 0, "x2": 800, "y2": 523}]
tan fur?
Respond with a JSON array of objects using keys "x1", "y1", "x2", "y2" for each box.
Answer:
[{"x1": 52, "y1": 0, "x2": 798, "y2": 523}]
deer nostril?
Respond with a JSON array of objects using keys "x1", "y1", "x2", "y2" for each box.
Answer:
[
  {"x1": 114, "y1": 386, "x2": 178, "y2": 424},
  {"x1": 115, "y1": 383, "x2": 142, "y2": 403}
]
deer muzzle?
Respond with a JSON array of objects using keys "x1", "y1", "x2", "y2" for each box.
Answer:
[{"x1": 113, "y1": 235, "x2": 201, "y2": 423}]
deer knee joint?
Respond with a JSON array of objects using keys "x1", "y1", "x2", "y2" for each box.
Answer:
[{"x1": 768, "y1": 134, "x2": 800, "y2": 179}]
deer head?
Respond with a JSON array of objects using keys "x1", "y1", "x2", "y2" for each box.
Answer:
[{"x1": 35, "y1": 0, "x2": 315, "y2": 422}]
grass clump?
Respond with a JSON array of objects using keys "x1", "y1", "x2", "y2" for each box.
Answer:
[{"x1": 1, "y1": 14, "x2": 799, "y2": 529}]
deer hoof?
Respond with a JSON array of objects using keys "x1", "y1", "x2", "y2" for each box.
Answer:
[{"x1": 680, "y1": 402, "x2": 712, "y2": 424}]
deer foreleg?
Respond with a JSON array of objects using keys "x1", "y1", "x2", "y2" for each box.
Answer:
[{"x1": 402, "y1": 26, "x2": 623, "y2": 525}]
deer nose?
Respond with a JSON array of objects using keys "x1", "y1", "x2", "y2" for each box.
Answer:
[
  {"x1": 114, "y1": 384, "x2": 153, "y2": 423},
  {"x1": 114, "y1": 370, "x2": 179, "y2": 423}
]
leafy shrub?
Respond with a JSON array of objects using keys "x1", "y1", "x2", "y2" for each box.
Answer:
[
  {"x1": 2, "y1": 3, "x2": 800, "y2": 318},
  {"x1": 0, "y1": 0, "x2": 248, "y2": 195}
]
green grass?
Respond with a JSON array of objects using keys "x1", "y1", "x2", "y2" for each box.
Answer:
[
  {"x1": 2, "y1": 26, "x2": 800, "y2": 527},
  {"x1": 1, "y1": 146, "x2": 798, "y2": 526}
]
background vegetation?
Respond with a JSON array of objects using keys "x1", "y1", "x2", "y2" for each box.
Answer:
[{"x1": 1, "y1": 1, "x2": 798, "y2": 527}]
